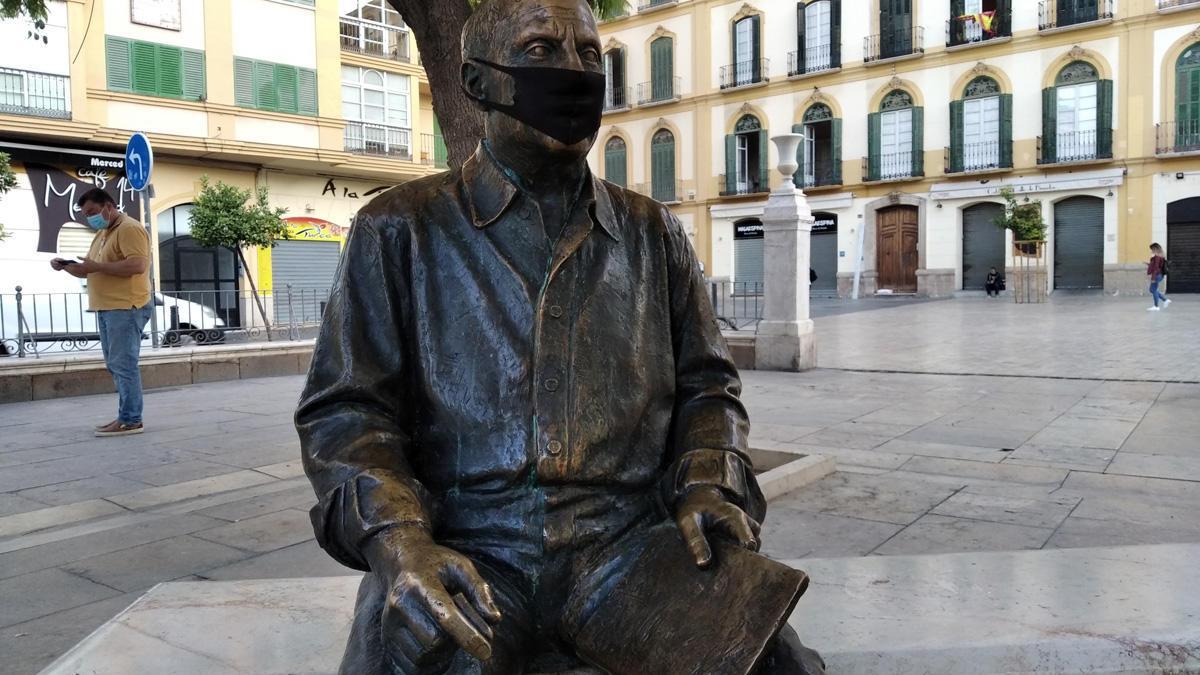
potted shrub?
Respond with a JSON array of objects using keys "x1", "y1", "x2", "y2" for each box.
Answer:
[{"x1": 993, "y1": 187, "x2": 1046, "y2": 256}]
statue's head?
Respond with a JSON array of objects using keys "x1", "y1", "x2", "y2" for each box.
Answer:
[{"x1": 461, "y1": 0, "x2": 606, "y2": 162}]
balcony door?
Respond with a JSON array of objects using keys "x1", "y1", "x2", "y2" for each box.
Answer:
[
  {"x1": 1056, "y1": 81, "x2": 1097, "y2": 161},
  {"x1": 1177, "y1": 45, "x2": 1200, "y2": 150},
  {"x1": 604, "y1": 48, "x2": 626, "y2": 109},
  {"x1": 805, "y1": 1, "x2": 832, "y2": 72},
  {"x1": 734, "y1": 17, "x2": 755, "y2": 86},
  {"x1": 963, "y1": 95, "x2": 1000, "y2": 170},
  {"x1": 1057, "y1": 0, "x2": 1098, "y2": 27},
  {"x1": 880, "y1": 0, "x2": 912, "y2": 59},
  {"x1": 880, "y1": 108, "x2": 913, "y2": 179}
]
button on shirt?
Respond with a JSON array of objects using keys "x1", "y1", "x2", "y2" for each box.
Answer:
[{"x1": 296, "y1": 144, "x2": 764, "y2": 571}]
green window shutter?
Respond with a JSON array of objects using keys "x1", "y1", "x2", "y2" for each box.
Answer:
[
  {"x1": 298, "y1": 68, "x2": 318, "y2": 116},
  {"x1": 652, "y1": 137, "x2": 675, "y2": 201},
  {"x1": 757, "y1": 128, "x2": 769, "y2": 191},
  {"x1": 182, "y1": 49, "x2": 205, "y2": 100},
  {"x1": 254, "y1": 61, "x2": 278, "y2": 110},
  {"x1": 433, "y1": 117, "x2": 448, "y2": 169},
  {"x1": 1042, "y1": 87, "x2": 1057, "y2": 163},
  {"x1": 831, "y1": 118, "x2": 843, "y2": 184},
  {"x1": 751, "y1": 15, "x2": 762, "y2": 81},
  {"x1": 792, "y1": 123, "x2": 804, "y2": 187},
  {"x1": 868, "y1": 112, "x2": 881, "y2": 181},
  {"x1": 651, "y1": 38, "x2": 673, "y2": 100},
  {"x1": 725, "y1": 134, "x2": 737, "y2": 193},
  {"x1": 105, "y1": 36, "x2": 133, "y2": 92},
  {"x1": 156, "y1": 45, "x2": 184, "y2": 98},
  {"x1": 912, "y1": 107, "x2": 924, "y2": 176},
  {"x1": 999, "y1": 93, "x2": 1013, "y2": 168},
  {"x1": 275, "y1": 64, "x2": 298, "y2": 113},
  {"x1": 795, "y1": 2, "x2": 806, "y2": 75},
  {"x1": 949, "y1": 99, "x2": 964, "y2": 173},
  {"x1": 604, "y1": 144, "x2": 627, "y2": 187},
  {"x1": 830, "y1": 0, "x2": 841, "y2": 68},
  {"x1": 131, "y1": 41, "x2": 159, "y2": 95},
  {"x1": 234, "y1": 57, "x2": 255, "y2": 107},
  {"x1": 1097, "y1": 79, "x2": 1113, "y2": 159}
]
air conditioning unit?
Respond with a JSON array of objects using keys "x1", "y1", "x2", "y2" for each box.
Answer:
[{"x1": 687, "y1": 190, "x2": 696, "y2": 201}]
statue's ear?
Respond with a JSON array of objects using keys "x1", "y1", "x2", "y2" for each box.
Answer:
[{"x1": 461, "y1": 61, "x2": 488, "y2": 109}]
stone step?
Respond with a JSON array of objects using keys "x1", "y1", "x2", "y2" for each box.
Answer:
[{"x1": 38, "y1": 543, "x2": 1200, "y2": 674}]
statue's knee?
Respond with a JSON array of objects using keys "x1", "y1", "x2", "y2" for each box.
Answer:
[{"x1": 756, "y1": 625, "x2": 826, "y2": 675}]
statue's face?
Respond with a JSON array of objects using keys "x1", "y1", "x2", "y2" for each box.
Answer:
[{"x1": 472, "y1": 0, "x2": 604, "y2": 159}]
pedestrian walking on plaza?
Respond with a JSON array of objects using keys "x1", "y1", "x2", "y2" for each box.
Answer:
[
  {"x1": 985, "y1": 267, "x2": 1002, "y2": 297},
  {"x1": 50, "y1": 188, "x2": 153, "y2": 436},
  {"x1": 1147, "y1": 243, "x2": 1171, "y2": 312}
]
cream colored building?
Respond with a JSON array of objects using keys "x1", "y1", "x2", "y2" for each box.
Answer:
[
  {"x1": 591, "y1": 0, "x2": 1200, "y2": 297},
  {"x1": 0, "y1": 0, "x2": 443, "y2": 327}
]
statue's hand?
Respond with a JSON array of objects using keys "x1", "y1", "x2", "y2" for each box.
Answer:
[
  {"x1": 674, "y1": 486, "x2": 761, "y2": 569},
  {"x1": 364, "y1": 526, "x2": 502, "y2": 666}
]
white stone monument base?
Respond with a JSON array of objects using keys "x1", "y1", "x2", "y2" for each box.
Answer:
[
  {"x1": 755, "y1": 319, "x2": 817, "y2": 372},
  {"x1": 41, "y1": 544, "x2": 1200, "y2": 674}
]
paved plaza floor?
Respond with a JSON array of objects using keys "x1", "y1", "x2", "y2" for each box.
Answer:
[{"x1": 2, "y1": 296, "x2": 1199, "y2": 673}]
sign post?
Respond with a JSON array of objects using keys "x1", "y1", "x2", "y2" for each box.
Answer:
[{"x1": 125, "y1": 133, "x2": 160, "y2": 348}]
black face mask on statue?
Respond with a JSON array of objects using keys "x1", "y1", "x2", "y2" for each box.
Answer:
[{"x1": 469, "y1": 59, "x2": 606, "y2": 146}]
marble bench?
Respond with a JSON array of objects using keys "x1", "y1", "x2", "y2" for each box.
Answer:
[{"x1": 41, "y1": 543, "x2": 1200, "y2": 674}]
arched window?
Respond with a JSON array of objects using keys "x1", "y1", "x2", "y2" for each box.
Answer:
[
  {"x1": 724, "y1": 115, "x2": 768, "y2": 195},
  {"x1": 868, "y1": 90, "x2": 923, "y2": 180},
  {"x1": 603, "y1": 136, "x2": 627, "y2": 188},
  {"x1": 795, "y1": 103, "x2": 843, "y2": 188},
  {"x1": 1175, "y1": 44, "x2": 1200, "y2": 151},
  {"x1": 158, "y1": 203, "x2": 242, "y2": 327},
  {"x1": 950, "y1": 76, "x2": 1010, "y2": 172},
  {"x1": 648, "y1": 37, "x2": 675, "y2": 103},
  {"x1": 1043, "y1": 60, "x2": 1110, "y2": 163},
  {"x1": 651, "y1": 129, "x2": 677, "y2": 202}
]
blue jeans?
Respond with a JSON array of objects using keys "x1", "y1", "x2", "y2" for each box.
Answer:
[
  {"x1": 97, "y1": 305, "x2": 152, "y2": 424},
  {"x1": 1150, "y1": 275, "x2": 1168, "y2": 307}
]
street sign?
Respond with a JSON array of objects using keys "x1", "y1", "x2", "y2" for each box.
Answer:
[{"x1": 125, "y1": 132, "x2": 153, "y2": 191}]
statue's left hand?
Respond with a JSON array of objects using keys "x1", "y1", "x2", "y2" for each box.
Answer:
[{"x1": 674, "y1": 486, "x2": 761, "y2": 569}]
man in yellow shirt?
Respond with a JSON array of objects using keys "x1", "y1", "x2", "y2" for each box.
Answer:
[{"x1": 51, "y1": 188, "x2": 153, "y2": 436}]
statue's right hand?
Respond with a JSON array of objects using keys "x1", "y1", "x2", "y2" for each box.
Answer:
[{"x1": 364, "y1": 527, "x2": 502, "y2": 666}]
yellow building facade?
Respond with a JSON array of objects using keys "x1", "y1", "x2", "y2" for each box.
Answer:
[{"x1": 591, "y1": 0, "x2": 1200, "y2": 297}]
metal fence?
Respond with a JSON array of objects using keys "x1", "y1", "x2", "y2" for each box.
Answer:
[
  {"x1": 787, "y1": 45, "x2": 835, "y2": 77},
  {"x1": 864, "y1": 26, "x2": 925, "y2": 63},
  {"x1": 0, "y1": 286, "x2": 330, "y2": 358},
  {"x1": 339, "y1": 16, "x2": 411, "y2": 62},
  {"x1": 708, "y1": 280, "x2": 763, "y2": 331},
  {"x1": 0, "y1": 67, "x2": 70, "y2": 119},
  {"x1": 1038, "y1": 0, "x2": 1114, "y2": 30},
  {"x1": 344, "y1": 121, "x2": 412, "y2": 160},
  {"x1": 636, "y1": 77, "x2": 681, "y2": 105},
  {"x1": 1156, "y1": 121, "x2": 1200, "y2": 155},
  {"x1": 946, "y1": 8, "x2": 1011, "y2": 48},
  {"x1": 719, "y1": 59, "x2": 770, "y2": 90},
  {"x1": 1038, "y1": 130, "x2": 1102, "y2": 164},
  {"x1": 604, "y1": 86, "x2": 631, "y2": 112}
]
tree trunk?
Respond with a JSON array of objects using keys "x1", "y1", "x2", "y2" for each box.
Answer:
[
  {"x1": 237, "y1": 247, "x2": 273, "y2": 341},
  {"x1": 387, "y1": 0, "x2": 483, "y2": 169}
]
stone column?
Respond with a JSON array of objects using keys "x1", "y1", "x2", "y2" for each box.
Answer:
[{"x1": 755, "y1": 134, "x2": 817, "y2": 372}]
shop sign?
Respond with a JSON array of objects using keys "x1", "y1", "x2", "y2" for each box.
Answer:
[
  {"x1": 24, "y1": 163, "x2": 141, "y2": 253},
  {"x1": 812, "y1": 213, "x2": 838, "y2": 234},
  {"x1": 283, "y1": 217, "x2": 349, "y2": 242},
  {"x1": 734, "y1": 221, "x2": 764, "y2": 239}
]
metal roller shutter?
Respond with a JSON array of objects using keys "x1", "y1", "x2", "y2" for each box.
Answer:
[
  {"x1": 1053, "y1": 196, "x2": 1104, "y2": 290},
  {"x1": 962, "y1": 203, "x2": 1005, "y2": 290},
  {"x1": 810, "y1": 232, "x2": 838, "y2": 295},
  {"x1": 734, "y1": 238, "x2": 764, "y2": 288},
  {"x1": 271, "y1": 240, "x2": 341, "y2": 325},
  {"x1": 57, "y1": 223, "x2": 97, "y2": 260},
  {"x1": 1168, "y1": 221, "x2": 1200, "y2": 293}
]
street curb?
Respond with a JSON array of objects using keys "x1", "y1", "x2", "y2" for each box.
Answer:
[{"x1": 756, "y1": 451, "x2": 837, "y2": 501}]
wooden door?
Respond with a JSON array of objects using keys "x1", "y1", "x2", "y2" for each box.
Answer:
[{"x1": 877, "y1": 205, "x2": 919, "y2": 292}]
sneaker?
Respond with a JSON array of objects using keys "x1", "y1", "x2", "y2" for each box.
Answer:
[
  {"x1": 94, "y1": 420, "x2": 118, "y2": 432},
  {"x1": 1165, "y1": 299, "x2": 1172, "y2": 307},
  {"x1": 95, "y1": 421, "x2": 145, "y2": 437},
  {"x1": 1148, "y1": 306, "x2": 1161, "y2": 311}
]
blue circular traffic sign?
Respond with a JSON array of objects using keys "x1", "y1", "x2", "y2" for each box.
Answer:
[{"x1": 125, "y1": 132, "x2": 154, "y2": 191}]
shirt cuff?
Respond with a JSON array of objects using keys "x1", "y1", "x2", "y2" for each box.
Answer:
[
  {"x1": 308, "y1": 468, "x2": 433, "y2": 571},
  {"x1": 662, "y1": 448, "x2": 766, "y2": 522}
]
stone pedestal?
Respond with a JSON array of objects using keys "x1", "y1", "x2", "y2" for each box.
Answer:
[{"x1": 756, "y1": 134, "x2": 817, "y2": 372}]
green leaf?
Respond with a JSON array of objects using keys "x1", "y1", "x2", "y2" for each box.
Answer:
[{"x1": 188, "y1": 176, "x2": 290, "y2": 251}]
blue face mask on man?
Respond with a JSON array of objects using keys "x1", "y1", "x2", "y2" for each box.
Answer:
[{"x1": 86, "y1": 213, "x2": 108, "y2": 230}]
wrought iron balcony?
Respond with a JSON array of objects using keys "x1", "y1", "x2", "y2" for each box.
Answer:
[
  {"x1": 787, "y1": 45, "x2": 836, "y2": 77},
  {"x1": 945, "y1": 141, "x2": 1008, "y2": 173},
  {"x1": 864, "y1": 26, "x2": 925, "y2": 63},
  {"x1": 718, "y1": 175, "x2": 769, "y2": 197},
  {"x1": 636, "y1": 77, "x2": 681, "y2": 105},
  {"x1": 340, "y1": 16, "x2": 411, "y2": 62},
  {"x1": 634, "y1": 180, "x2": 683, "y2": 203},
  {"x1": 1158, "y1": 0, "x2": 1200, "y2": 9},
  {"x1": 0, "y1": 67, "x2": 70, "y2": 119},
  {"x1": 344, "y1": 121, "x2": 412, "y2": 160},
  {"x1": 946, "y1": 7, "x2": 1011, "y2": 47},
  {"x1": 637, "y1": 0, "x2": 677, "y2": 10},
  {"x1": 1156, "y1": 121, "x2": 1200, "y2": 155},
  {"x1": 1038, "y1": 0, "x2": 1114, "y2": 30},
  {"x1": 419, "y1": 132, "x2": 449, "y2": 168},
  {"x1": 863, "y1": 152, "x2": 920, "y2": 182},
  {"x1": 795, "y1": 164, "x2": 841, "y2": 189},
  {"x1": 719, "y1": 59, "x2": 770, "y2": 90},
  {"x1": 604, "y1": 86, "x2": 631, "y2": 112},
  {"x1": 1037, "y1": 130, "x2": 1111, "y2": 164}
]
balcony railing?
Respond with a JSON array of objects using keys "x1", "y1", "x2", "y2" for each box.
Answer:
[
  {"x1": 945, "y1": 141, "x2": 1006, "y2": 173},
  {"x1": 604, "y1": 86, "x2": 631, "y2": 112},
  {"x1": 864, "y1": 151, "x2": 918, "y2": 182},
  {"x1": 1038, "y1": 0, "x2": 1114, "y2": 30},
  {"x1": 637, "y1": 0, "x2": 677, "y2": 10},
  {"x1": 419, "y1": 132, "x2": 449, "y2": 168},
  {"x1": 1158, "y1": 0, "x2": 1200, "y2": 9},
  {"x1": 0, "y1": 67, "x2": 70, "y2": 119},
  {"x1": 864, "y1": 26, "x2": 925, "y2": 63},
  {"x1": 946, "y1": 7, "x2": 1011, "y2": 47},
  {"x1": 719, "y1": 58, "x2": 770, "y2": 90},
  {"x1": 718, "y1": 175, "x2": 769, "y2": 197},
  {"x1": 344, "y1": 121, "x2": 412, "y2": 160},
  {"x1": 796, "y1": 164, "x2": 841, "y2": 189},
  {"x1": 637, "y1": 77, "x2": 681, "y2": 105},
  {"x1": 1037, "y1": 130, "x2": 1109, "y2": 164},
  {"x1": 787, "y1": 45, "x2": 836, "y2": 77},
  {"x1": 1156, "y1": 121, "x2": 1200, "y2": 154},
  {"x1": 340, "y1": 16, "x2": 411, "y2": 62},
  {"x1": 635, "y1": 180, "x2": 683, "y2": 203}
]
